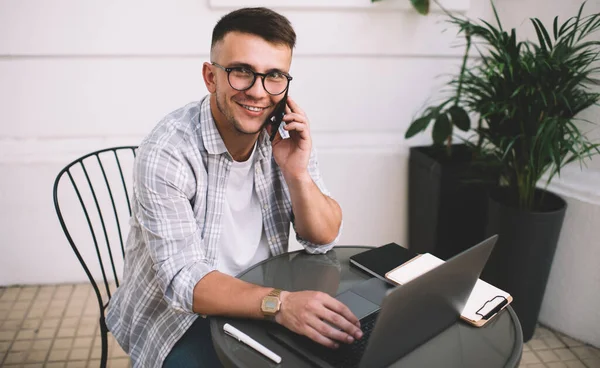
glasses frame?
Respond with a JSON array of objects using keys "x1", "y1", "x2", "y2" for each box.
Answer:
[{"x1": 211, "y1": 62, "x2": 292, "y2": 96}]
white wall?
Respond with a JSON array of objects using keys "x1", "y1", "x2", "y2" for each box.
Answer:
[{"x1": 1, "y1": 0, "x2": 599, "y2": 344}]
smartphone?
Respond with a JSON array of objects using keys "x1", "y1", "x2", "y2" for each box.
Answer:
[{"x1": 267, "y1": 90, "x2": 289, "y2": 142}]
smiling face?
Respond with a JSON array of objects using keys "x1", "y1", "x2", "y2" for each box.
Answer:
[{"x1": 204, "y1": 31, "x2": 292, "y2": 137}]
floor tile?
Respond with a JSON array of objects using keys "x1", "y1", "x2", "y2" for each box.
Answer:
[
  {"x1": 13, "y1": 300, "x2": 33, "y2": 311},
  {"x1": 70, "y1": 347, "x2": 91, "y2": 361},
  {"x1": 0, "y1": 330, "x2": 17, "y2": 341},
  {"x1": 53, "y1": 338, "x2": 74, "y2": 350},
  {"x1": 537, "y1": 349, "x2": 561, "y2": 363},
  {"x1": 0, "y1": 288, "x2": 20, "y2": 302},
  {"x1": 61, "y1": 317, "x2": 81, "y2": 329},
  {"x1": 76, "y1": 325, "x2": 97, "y2": 337},
  {"x1": 2, "y1": 319, "x2": 21, "y2": 330},
  {"x1": 8, "y1": 309, "x2": 28, "y2": 320},
  {"x1": 22, "y1": 318, "x2": 42, "y2": 330},
  {"x1": 73, "y1": 337, "x2": 94, "y2": 349},
  {"x1": 16, "y1": 330, "x2": 37, "y2": 340},
  {"x1": 546, "y1": 363, "x2": 568, "y2": 368},
  {"x1": 31, "y1": 339, "x2": 52, "y2": 351},
  {"x1": 27, "y1": 308, "x2": 47, "y2": 319},
  {"x1": 36, "y1": 287, "x2": 56, "y2": 301},
  {"x1": 559, "y1": 334, "x2": 585, "y2": 348},
  {"x1": 57, "y1": 327, "x2": 77, "y2": 338},
  {"x1": 66, "y1": 361, "x2": 89, "y2": 368},
  {"x1": 10, "y1": 339, "x2": 32, "y2": 351},
  {"x1": 41, "y1": 318, "x2": 62, "y2": 329},
  {"x1": 46, "y1": 362, "x2": 66, "y2": 368},
  {"x1": 555, "y1": 348, "x2": 578, "y2": 361},
  {"x1": 26, "y1": 349, "x2": 49, "y2": 363},
  {"x1": 535, "y1": 326, "x2": 557, "y2": 338},
  {"x1": 0, "y1": 340, "x2": 10, "y2": 352},
  {"x1": 572, "y1": 346, "x2": 599, "y2": 360},
  {"x1": 3, "y1": 350, "x2": 27, "y2": 364},
  {"x1": 522, "y1": 351, "x2": 542, "y2": 364},
  {"x1": 582, "y1": 357, "x2": 600, "y2": 368},
  {"x1": 47, "y1": 348, "x2": 70, "y2": 362},
  {"x1": 23, "y1": 363, "x2": 44, "y2": 368},
  {"x1": 529, "y1": 338, "x2": 550, "y2": 350},
  {"x1": 46, "y1": 308, "x2": 66, "y2": 319},
  {"x1": 545, "y1": 336, "x2": 567, "y2": 349},
  {"x1": 36, "y1": 328, "x2": 57, "y2": 339},
  {"x1": 18, "y1": 287, "x2": 38, "y2": 301}
]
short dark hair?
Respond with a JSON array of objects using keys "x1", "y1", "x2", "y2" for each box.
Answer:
[{"x1": 211, "y1": 7, "x2": 296, "y2": 51}]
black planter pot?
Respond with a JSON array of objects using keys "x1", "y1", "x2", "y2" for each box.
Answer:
[
  {"x1": 481, "y1": 188, "x2": 566, "y2": 342},
  {"x1": 408, "y1": 144, "x2": 498, "y2": 260}
]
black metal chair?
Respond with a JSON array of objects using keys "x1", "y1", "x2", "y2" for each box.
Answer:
[{"x1": 53, "y1": 146, "x2": 138, "y2": 368}]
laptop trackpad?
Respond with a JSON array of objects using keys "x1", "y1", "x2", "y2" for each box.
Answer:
[
  {"x1": 350, "y1": 277, "x2": 393, "y2": 306},
  {"x1": 336, "y1": 291, "x2": 380, "y2": 320}
]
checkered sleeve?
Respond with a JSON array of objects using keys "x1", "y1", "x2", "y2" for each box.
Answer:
[
  {"x1": 294, "y1": 147, "x2": 343, "y2": 253},
  {"x1": 134, "y1": 141, "x2": 215, "y2": 314}
]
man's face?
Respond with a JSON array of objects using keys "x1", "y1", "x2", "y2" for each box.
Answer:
[{"x1": 210, "y1": 32, "x2": 292, "y2": 136}]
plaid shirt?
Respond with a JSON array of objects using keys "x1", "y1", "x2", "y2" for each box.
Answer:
[{"x1": 106, "y1": 95, "x2": 341, "y2": 368}]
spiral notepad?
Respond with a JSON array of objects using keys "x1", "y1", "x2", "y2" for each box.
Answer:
[{"x1": 385, "y1": 253, "x2": 512, "y2": 327}]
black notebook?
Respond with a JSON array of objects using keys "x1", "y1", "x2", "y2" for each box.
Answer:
[{"x1": 349, "y1": 243, "x2": 418, "y2": 283}]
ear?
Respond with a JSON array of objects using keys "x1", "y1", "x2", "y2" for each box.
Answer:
[{"x1": 202, "y1": 62, "x2": 217, "y2": 93}]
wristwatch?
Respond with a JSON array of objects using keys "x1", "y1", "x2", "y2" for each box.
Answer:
[{"x1": 261, "y1": 288, "x2": 283, "y2": 320}]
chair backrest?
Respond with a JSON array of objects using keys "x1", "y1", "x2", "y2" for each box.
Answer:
[{"x1": 53, "y1": 146, "x2": 138, "y2": 312}]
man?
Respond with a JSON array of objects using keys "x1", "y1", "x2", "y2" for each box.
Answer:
[{"x1": 106, "y1": 7, "x2": 363, "y2": 368}]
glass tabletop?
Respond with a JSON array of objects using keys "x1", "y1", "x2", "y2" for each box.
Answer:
[{"x1": 210, "y1": 246, "x2": 523, "y2": 368}]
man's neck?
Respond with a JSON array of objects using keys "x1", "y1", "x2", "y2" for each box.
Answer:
[{"x1": 210, "y1": 95, "x2": 259, "y2": 162}]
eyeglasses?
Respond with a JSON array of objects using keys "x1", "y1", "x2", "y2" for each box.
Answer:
[{"x1": 211, "y1": 62, "x2": 292, "y2": 96}]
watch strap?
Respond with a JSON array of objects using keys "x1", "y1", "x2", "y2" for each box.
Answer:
[{"x1": 268, "y1": 288, "x2": 282, "y2": 298}]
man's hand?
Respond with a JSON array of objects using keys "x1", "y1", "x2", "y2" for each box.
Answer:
[
  {"x1": 270, "y1": 96, "x2": 312, "y2": 181},
  {"x1": 275, "y1": 291, "x2": 363, "y2": 349}
]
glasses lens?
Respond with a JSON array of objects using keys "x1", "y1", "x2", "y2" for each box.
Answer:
[
  {"x1": 228, "y1": 68, "x2": 255, "y2": 91},
  {"x1": 264, "y1": 72, "x2": 289, "y2": 95}
]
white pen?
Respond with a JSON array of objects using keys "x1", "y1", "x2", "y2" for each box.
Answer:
[{"x1": 223, "y1": 323, "x2": 282, "y2": 364}]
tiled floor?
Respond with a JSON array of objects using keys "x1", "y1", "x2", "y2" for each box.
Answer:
[
  {"x1": 1, "y1": 284, "x2": 600, "y2": 368},
  {"x1": 0, "y1": 284, "x2": 129, "y2": 368}
]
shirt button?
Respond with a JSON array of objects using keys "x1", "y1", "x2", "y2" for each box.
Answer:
[
  {"x1": 263, "y1": 204, "x2": 268, "y2": 210},
  {"x1": 256, "y1": 166, "x2": 262, "y2": 174},
  {"x1": 270, "y1": 236, "x2": 276, "y2": 242}
]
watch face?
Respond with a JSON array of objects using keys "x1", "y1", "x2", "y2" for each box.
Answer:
[
  {"x1": 265, "y1": 299, "x2": 277, "y2": 310},
  {"x1": 262, "y1": 296, "x2": 280, "y2": 314}
]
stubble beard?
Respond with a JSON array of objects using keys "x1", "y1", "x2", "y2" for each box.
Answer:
[{"x1": 216, "y1": 91, "x2": 265, "y2": 136}]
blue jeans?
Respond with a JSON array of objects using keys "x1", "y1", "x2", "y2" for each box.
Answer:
[{"x1": 163, "y1": 317, "x2": 223, "y2": 368}]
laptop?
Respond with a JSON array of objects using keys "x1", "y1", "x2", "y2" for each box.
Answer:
[{"x1": 268, "y1": 235, "x2": 498, "y2": 368}]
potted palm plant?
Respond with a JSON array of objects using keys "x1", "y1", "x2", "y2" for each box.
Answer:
[
  {"x1": 459, "y1": 4, "x2": 600, "y2": 341},
  {"x1": 407, "y1": 2, "x2": 600, "y2": 341}
]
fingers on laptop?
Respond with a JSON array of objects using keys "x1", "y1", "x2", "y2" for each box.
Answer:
[{"x1": 322, "y1": 297, "x2": 363, "y2": 337}]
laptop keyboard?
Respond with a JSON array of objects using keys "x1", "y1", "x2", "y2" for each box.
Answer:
[{"x1": 308, "y1": 311, "x2": 379, "y2": 368}]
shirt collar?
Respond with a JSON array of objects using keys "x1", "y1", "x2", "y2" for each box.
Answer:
[{"x1": 200, "y1": 95, "x2": 272, "y2": 161}]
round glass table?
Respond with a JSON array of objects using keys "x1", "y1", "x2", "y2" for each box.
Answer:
[{"x1": 210, "y1": 246, "x2": 523, "y2": 367}]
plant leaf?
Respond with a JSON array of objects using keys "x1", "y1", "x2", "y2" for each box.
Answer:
[
  {"x1": 432, "y1": 113, "x2": 452, "y2": 145},
  {"x1": 410, "y1": 0, "x2": 429, "y2": 15},
  {"x1": 405, "y1": 115, "x2": 432, "y2": 138},
  {"x1": 448, "y1": 105, "x2": 471, "y2": 131}
]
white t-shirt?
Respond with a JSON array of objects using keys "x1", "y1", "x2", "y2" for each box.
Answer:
[{"x1": 218, "y1": 145, "x2": 271, "y2": 276}]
